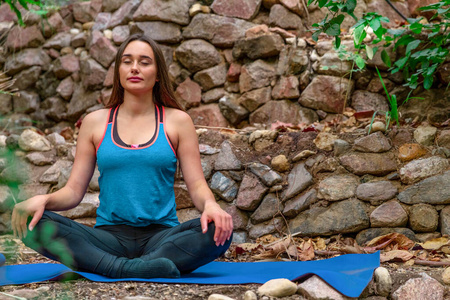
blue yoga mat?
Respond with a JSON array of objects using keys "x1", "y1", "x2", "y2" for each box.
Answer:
[{"x1": 0, "y1": 252, "x2": 379, "y2": 298}]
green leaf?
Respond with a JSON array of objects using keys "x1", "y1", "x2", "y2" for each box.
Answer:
[
  {"x1": 312, "y1": 30, "x2": 321, "y2": 41},
  {"x1": 369, "y1": 18, "x2": 381, "y2": 33},
  {"x1": 307, "y1": 0, "x2": 316, "y2": 5},
  {"x1": 394, "y1": 56, "x2": 409, "y2": 69},
  {"x1": 410, "y1": 22, "x2": 423, "y2": 34},
  {"x1": 424, "y1": 76, "x2": 433, "y2": 89},
  {"x1": 381, "y1": 50, "x2": 391, "y2": 67},
  {"x1": 355, "y1": 56, "x2": 365, "y2": 69},
  {"x1": 325, "y1": 23, "x2": 340, "y2": 36},
  {"x1": 387, "y1": 28, "x2": 405, "y2": 37},
  {"x1": 389, "y1": 94, "x2": 399, "y2": 125},
  {"x1": 406, "y1": 40, "x2": 421, "y2": 54},
  {"x1": 406, "y1": 18, "x2": 420, "y2": 24},
  {"x1": 318, "y1": 0, "x2": 328, "y2": 7},
  {"x1": 344, "y1": 0, "x2": 356, "y2": 13},
  {"x1": 335, "y1": 36, "x2": 341, "y2": 49},
  {"x1": 366, "y1": 45, "x2": 374, "y2": 59}
]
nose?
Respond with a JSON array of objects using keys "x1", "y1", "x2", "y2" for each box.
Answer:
[{"x1": 131, "y1": 61, "x2": 139, "y2": 73}]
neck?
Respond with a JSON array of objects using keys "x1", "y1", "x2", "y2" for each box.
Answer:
[{"x1": 121, "y1": 91, "x2": 155, "y2": 116}]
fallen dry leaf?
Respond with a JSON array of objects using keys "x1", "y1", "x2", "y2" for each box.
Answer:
[
  {"x1": 419, "y1": 237, "x2": 450, "y2": 250},
  {"x1": 298, "y1": 240, "x2": 315, "y2": 261},
  {"x1": 380, "y1": 250, "x2": 414, "y2": 263},
  {"x1": 366, "y1": 233, "x2": 415, "y2": 250}
]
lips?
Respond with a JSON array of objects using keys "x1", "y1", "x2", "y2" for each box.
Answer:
[{"x1": 128, "y1": 77, "x2": 143, "y2": 82}]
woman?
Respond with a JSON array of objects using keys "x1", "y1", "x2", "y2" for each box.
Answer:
[{"x1": 11, "y1": 34, "x2": 233, "y2": 279}]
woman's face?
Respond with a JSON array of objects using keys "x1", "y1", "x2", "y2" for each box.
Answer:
[{"x1": 119, "y1": 40, "x2": 158, "y2": 95}]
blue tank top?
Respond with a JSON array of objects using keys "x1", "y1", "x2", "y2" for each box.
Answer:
[{"x1": 95, "y1": 104, "x2": 179, "y2": 227}]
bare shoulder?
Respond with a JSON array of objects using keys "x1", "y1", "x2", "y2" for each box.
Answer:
[
  {"x1": 82, "y1": 108, "x2": 110, "y2": 126},
  {"x1": 164, "y1": 107, "x2": 193, "y2": 127}
]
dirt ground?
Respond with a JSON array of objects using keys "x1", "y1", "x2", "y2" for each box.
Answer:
[{"x1": 1, "y1": 235, "x2": 450, "y2": 300}]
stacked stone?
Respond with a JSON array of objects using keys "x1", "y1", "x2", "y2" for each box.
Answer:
[
  {"x1": 2, "y1": 119, "x2": 449, "y2": 245},
  {"x1": 1, "y1": 0, "x2": 449, "y2": 133}
]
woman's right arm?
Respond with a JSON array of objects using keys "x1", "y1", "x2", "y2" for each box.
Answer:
[{"x1": 12, "y1": 110, "x2": 103, "y2": 239}]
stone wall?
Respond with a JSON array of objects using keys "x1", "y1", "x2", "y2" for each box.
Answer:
[
  {"x1": 0, "y1": 0, "x2": 449, "y2": 243},
  {"x1": 0, "y1": 0, "x2": 448, "y2": 131},
  {"x1": 1, "y1": 124, "x2": 449, "y2": 244}
]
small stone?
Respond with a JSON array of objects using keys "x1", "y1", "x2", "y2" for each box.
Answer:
[
  {"x1": 271, "y1": 155, "x2": 290, "y2": 172},
  {"x1": 314, "y1": 132, "x2": 338, "y2": 151},
  {"x1": 442, "y1": 267, "x2": 450, "y2": 285},
  {"x1": 208, "y1": 294, "x2": 235, "y2": 300},
  {"x1": 46, "y1": 132, "x2": 66, "y2": 145},
  {"x1": 249, "y1": 130, "x2": 278, "y2": 151},
  {"x1": 258, "y1": 278, "x2": 297, "y2": 298},
  {"x1": 334, "y1": 139, "x2": 351, "y2": 157},
  {"x1": 298, "y1": 275, "x2": 349, "y2": 300},
  {"x1": 374, "y1": 267, "x2": 392, "y2": 297},
  {"x1": 248, "y1": 162, "x2": 282, "y2": 187},
  {"x1": 18, "y1": 129, "x2": 52, "y2": 152},
  {"x1": 370, "y1": 200, "x2": 408, "y2": 227},
  {"x1": 392, "y1": 273, "x2": 444, "y2": 300},
  {"x1": 292, "y1": 150, "x2": 316, "y2": 162},
  {"x1": 284, "y1": 163, "x2": 313, "y2": 200},
  {"x1": 398, "y1": 143, "x2": 427, "y2": 162},
  {"x1": 366, "y1": 121, "x2": 386, "y2": 133},
  {"x1": 414, "y1": 125, "x2": 437, "y2": 146},
  {"x1": 356, "y1": 181, "x2": 398, "y2": 205},
  {"x1": 8, "y1": 289, "x2": 40, "y2": 299},
  {"x1": 25, "y1": 151, "x2": 55, "y2": 166},
  {"x1": 215, "y1": 141, "x2": 242, "y2": 171},
  {"x1": 399, "y1": 156, "x2": 449, "y2": 184},
  {"x1": 210, "y1": 172, "x2": 238, "y2": 202},
  {"x1": 353, "y1": 131, "x2": 392, "y2": 153},
  {"x1": 243, "y1": 290, "x2": 257, "y2": 300},
  {"x1": 409, "y1": 204, "x2": 438, "y2": 232},
  {"x1": 318, "y1": 175, "x2": 359, "y2": 201}
]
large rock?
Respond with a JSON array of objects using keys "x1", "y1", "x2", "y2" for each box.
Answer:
[
  {"x1": 399, "y1": 156, "x2": 449, "y2": 184},
  {"x1": 251, "y1": 193, "x2": 281, "y2": 223},
  {"x1": 239, "y1": 60, "x2": 276, "y2": 93},
  {"x1": 249, "y1": 100, "x2": 318, "y2": 126},
  {"x1": 283, "y1": 163, "x2": 313, "y2": 200},
  {"x1": 298, "y1": 276, "x2": 349, "y2": 300},
  {"x1": 238, "y1": 87, "x2": 271, "y2": 112},
  {"x1": 187, "y1": 104, "x2": 229, "y2": 127},
  {"x1": 39, "y1": 160, "x2": 73, "y2": 184},
  {"x1": 271, "y1": 76, "x2": 300, "y2": 99},
  {"x1": 248, "y1": 217, "x2": 285, "y2": 239},
  {"x1": 356, "y1": 181, "x2": 398, "y2": 205},
  {"x1": 283, "y1": 189, "x2": 317, "y2": 218},
  {"x1": 12, "y1": 91, "x2": 39, "y2": 114},
  {"x1": 89, "y1": 36, "x2": 117, "y2": 68},
  {"x1": 269, "y1": 4, "x2": 303, "y2": 32},
  {"x1": 437, "y1": 130, "x2": 450, "y2": 148},
  {"x1": 224, "y1": 205, "x2": 249, "y2": 231},
  {"x1": 351, "y1": 90, "x2": 389, "y2": 112},
  {"x1": 258, "y1": 278, "x2": 297, "y2": 298},
  {"x1": 440, "y1": 206, "x2": 450, "y2": 236},
  {"x1": 299, "y1": 75, "x2": 354, "y2": 114},
  {"x1": 232, "y1": 34, "x2": 284, "y2": 59},
  {"x1": 12, "y1": 66, "x2": 41, "y2": 91},
  {"x1": 236, "y1": 173, "x2": 268, "y2": 211},
  {"x1": 409, "y1": 203, "x2": 438, "y2": 232},
  {"x1": 175, "y1": 39, "x2": 222, "y2": 73},
  {"x1": 107, "y1": 0, "x2": 141, "y2": 28},
  {"x1": 370, "y1": 201, "x2": 408, "y2": 227},
  {"x1": 53, "y1": 54, "x2": 80, "y2": 79},
  {"x1": 289, "y1": 199, "x2": 369, "y2": 236},
  {"x1": 133, "y1": 0, "x2": 195, "y2": 25},
  {"x1": 248, "y1": 162, "x2": 282, "y2": 186},
  {"x1": 42, "y1": 96, "x2": 68, "y2": 122},
  {"x1": 218, "y1": 95, "x2": 249, "y2": 126},
  {"x1": 130, "y1": 21, "x2": 182, "y2": 44},
  {"x1": 67, "y1": 85, "x2": 101, "y2": 121},
  {"x1": 73, "y1": 1, "x2": 97, "y2": 23},
  {"x1": 174, "y1": 78, "x2": 201, "y2": 110},
  {"x1": 392, "y1": 273, "x2": 444, "y2": 300},
  {"x1": 398, "y1": 171, "x2": 450, "y2": 205},
  {"x1": 316, "y1": 52, "x2": 352, "y2": 77},
  {"x1": 18, "y1": 129, "x2": 52, "y2": 152},
  {"x1": 80, "y1": 58, "x2": 107, "y2": 91},
  {"x1": 210, "y1": 172, "x2": 238, "y2": 202},
  {"x1": 0, "y1": 94, "x2": 12, "y2": 115},
  {"x1": 339, "y1": 152, "x2": 397, "y2": 176},
  {"x1": 43, "y1": 32, "x2": 71, "y2": 50},
  {"x1": 356, "y1": 227, "x2": 416, "y2": 245},
  {"x1": 5, "y1": 25, "x2": 44, "y2": 51},
  {"x1": 5, "y1": 49, "x2": 51, "y2": 75},
  {"x1": 211, "y1": 0, "x2": 261, "y2": 20},
  {"x1": 183, "y1": 13, "x2": 254, "y2": 47},
  {"x1": 317, "y1": 175, "x2": 359, "y2": 201},
  {"x1": 353, "y1": 131, "x2": 392, "y2": 153},
  {"x1": 103, "y1": 0, "x2": 128, "y2": 12},
  {"x1": 194, "y1": 64, "x2": 228, "y2": 91},
  {"x1": 214, "y1": 141, "x2": 242, "y2": 171},
  {"x1": 0, "y1": 185, "x2": 13, "y2": 213}
]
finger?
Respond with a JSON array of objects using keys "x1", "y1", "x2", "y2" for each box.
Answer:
[
  {"x1": 200, "y1": 214, "x2": 209, "y2": 234},
  {"x1": 19, "y1": 215, "x2": 28, "y2": 240},
  {"x1": 29, "y1": 208, "x2": 44, "y2": 232},
  {"x1": 226, "y1": 216, "x2": 234, "y2": 241},
  {"x1": 213, "y1": 218, "x2": 223, "y2": 246}
]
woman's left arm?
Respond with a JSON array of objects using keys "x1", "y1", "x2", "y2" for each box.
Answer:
[{"x1": 168, "y1": 109, "x2": 233, "y2": 246}]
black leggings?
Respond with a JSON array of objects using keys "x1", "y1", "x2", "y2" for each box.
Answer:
[{"x1": 23, "y1": 211, "x2": 231, "y2": 275}]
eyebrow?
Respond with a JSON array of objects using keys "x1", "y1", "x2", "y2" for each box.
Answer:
[{"x1": 122, "y1": 54, "x2": 153, "y2": 61}]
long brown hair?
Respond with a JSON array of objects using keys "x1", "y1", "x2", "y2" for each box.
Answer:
[{"x1": 106, "y1": 34, "x2": 183, "y2": 110}]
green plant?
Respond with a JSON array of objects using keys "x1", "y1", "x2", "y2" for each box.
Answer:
[
  {"x1": 1, "y1": 0, "x2": 47, "y2": 26},
  {"x1": 308, "y1": 0, "x2": 450, "y2": 91}
]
